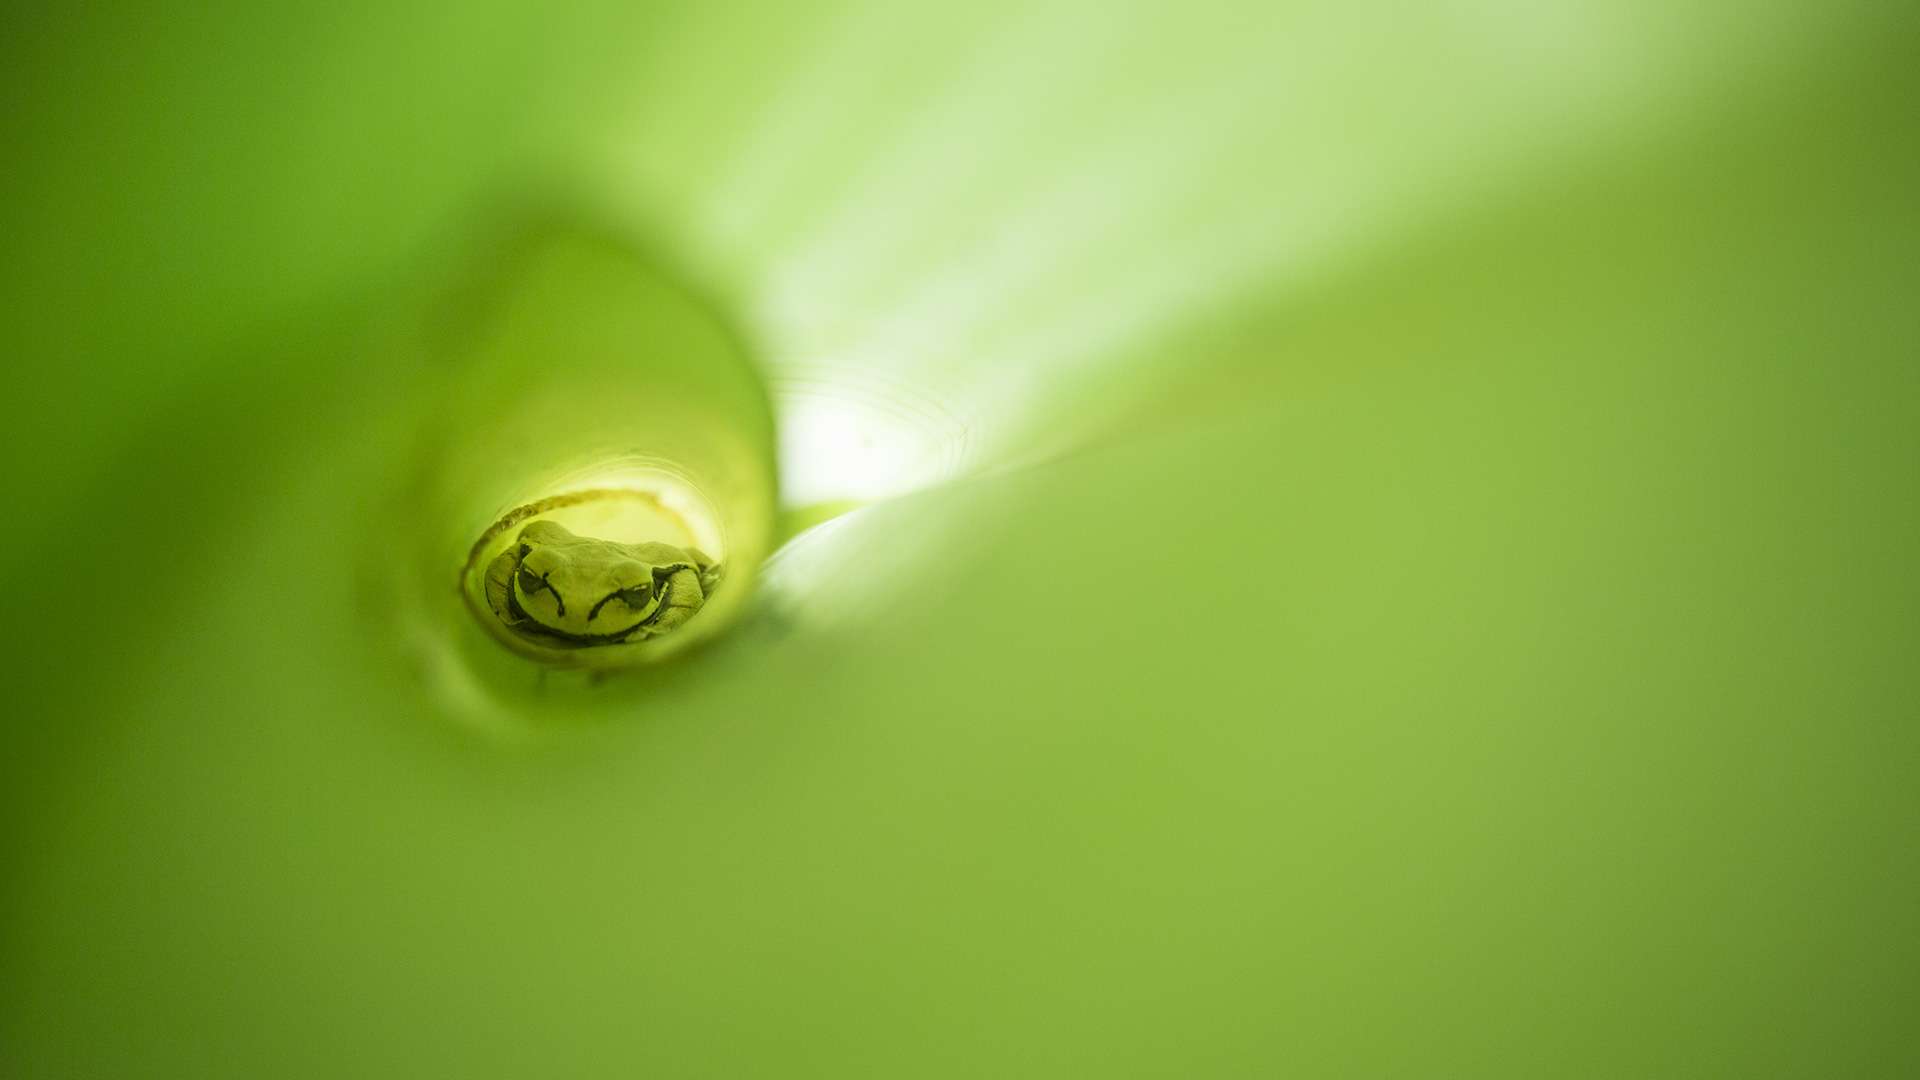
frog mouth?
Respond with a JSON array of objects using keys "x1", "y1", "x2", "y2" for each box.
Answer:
[{"x1": 504, "y1": 584, "x2": 668, "y2": 646}]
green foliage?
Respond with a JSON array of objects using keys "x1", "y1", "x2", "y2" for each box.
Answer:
[{"x1": 3, "y1": 3, "x2": 1917, "y2": 1076}]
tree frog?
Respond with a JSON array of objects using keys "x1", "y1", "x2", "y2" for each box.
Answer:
[{"x1": 484, "y1": 520, "x2": 720, "y2": 645}]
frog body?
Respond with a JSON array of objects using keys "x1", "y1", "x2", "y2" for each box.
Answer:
[{"x1": 483, "y1": 520, "x2": 719, "y2": 645}]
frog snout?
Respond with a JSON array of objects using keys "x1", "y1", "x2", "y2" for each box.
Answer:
[{"x1": 551, "y1": 599, "x2": 596, "y2": 634}]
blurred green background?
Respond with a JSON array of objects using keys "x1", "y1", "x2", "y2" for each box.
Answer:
[{"x1": 3, "y1": 1, "x2": 1917, "y2": 1075}]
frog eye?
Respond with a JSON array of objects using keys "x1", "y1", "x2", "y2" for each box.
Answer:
[
  {"x1": 517, "y1": 568, "x2": 565, "y2": 613},
  {"x1": 588, "y1": 582, "x2": 654, "y2": 624}
]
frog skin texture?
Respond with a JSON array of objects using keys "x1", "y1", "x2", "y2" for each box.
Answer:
[{"x1": 484, "y1": 520, "x2": 720, "y2": 645}]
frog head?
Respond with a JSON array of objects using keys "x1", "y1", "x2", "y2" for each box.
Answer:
[{"x1": 507, "y1": 520, "x2": 667, "y2": 642}]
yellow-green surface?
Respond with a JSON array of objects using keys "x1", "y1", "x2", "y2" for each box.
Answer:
[{"x1": 3, "y1": 2, "x2": 1918, "y2": 1075}]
